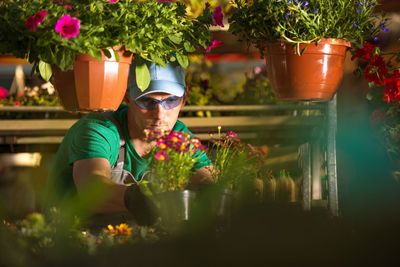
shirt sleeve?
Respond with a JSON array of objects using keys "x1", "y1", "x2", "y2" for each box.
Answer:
[{"x1": 68, "y1": 120, "x2": 120, "y2": 165}]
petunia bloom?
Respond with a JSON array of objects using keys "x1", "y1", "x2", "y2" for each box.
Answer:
[
  {"x1": 25, "y1": 10, "x2": 48, "y2": 31},
  {"x1": 212, "y1": 6, "x2": 224, "y2": 27},
  {"x1": 205, "y1": 40, "x2": 223, "y2": 53},
  {"x1": 55, "y1": 15, "x2": 80, "y2": 39}
]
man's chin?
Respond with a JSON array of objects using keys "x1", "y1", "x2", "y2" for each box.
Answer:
[{"x1": 146, "y1": 125, "x2": 170, "y2": 132}]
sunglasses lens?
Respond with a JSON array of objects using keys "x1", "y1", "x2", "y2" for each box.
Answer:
[
  {"x1": 135, "y1": 97, "x2": 158, "y2": 110},
  {"x1": 135, "y1": 96, "x2": 183, "y2": 110},
  {"x1": 162, "y1": 96, "x2": 182, "y2": 109}
]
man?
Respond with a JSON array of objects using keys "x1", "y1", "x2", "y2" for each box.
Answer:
[{"x1": 46, "y1": 60, "x2": 213, "y2": 225}]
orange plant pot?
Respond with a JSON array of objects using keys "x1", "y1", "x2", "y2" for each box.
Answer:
[
  {"x1": 53, "y1": 47, "x2": 133, "y2": 112},
  {"x1": 264, "y1": 38, "x2": 351, "y2": 101}
]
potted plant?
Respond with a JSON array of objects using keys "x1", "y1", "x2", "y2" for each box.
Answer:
[
  {"x1": 228, "y1": 0, "x2": 386, "y2": 101},
  {"x1": 207, "y1": 128, "x2": 267, "y2": 225},
  {"x1": 352, "y1": 40, "x2": 400, "y2": 172},
  {"x1": 141, "y1": 130, "x2": 208, "y2": 231},
  {"x1": 0, "y1": 0, "x2": 219, "y2": 111}
]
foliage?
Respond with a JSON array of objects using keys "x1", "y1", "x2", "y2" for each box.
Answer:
[
  {"x1": 352, "y1": 41, "x2": 400, "y2": 162},
  {"x1": 0, "y1": 0, "x2": 219, "y2": 88},
  {"x1": 233, "y1": 65, "x2": 277, "y2": 105},
  {"x1": 0, "y1": 81, "x2": 60, "y2": 107},
  {"x1": 208, "y1": 128, "x2": 268, "y2": 190},
  {"x1": 1, "y1": 208, "x2": 165, "y2": 263},
  {"x1": 228, "y1": 0, "x2": 386, "y2": 54},
  {"x1": 144, "y1": 130, "x2": 208, "y2": 193}
]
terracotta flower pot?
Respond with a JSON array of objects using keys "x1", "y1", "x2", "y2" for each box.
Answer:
[
  {"x1": 264, "y1": 38, "x2": 351, "y2": 101},
  {"x1": 53, "y1": 47, "x2": 133, "y2": 112}
]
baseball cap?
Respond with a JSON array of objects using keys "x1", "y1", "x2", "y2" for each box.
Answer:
[{"x1": 128, "y1": 59, "x2": 186, "y2": 100}]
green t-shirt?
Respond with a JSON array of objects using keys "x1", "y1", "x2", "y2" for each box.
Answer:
[{"x1": 47, "y1": 105, "x2": 211, "y2": 199}]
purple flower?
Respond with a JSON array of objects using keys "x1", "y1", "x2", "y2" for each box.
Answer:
[
  {"x1": 55, "y1": 15, "x2": 80, "y2": 39},
  {"x1": 205, "y1": 40, "x2": 223, "y2": 53},
  {"x1": 380, "y1": 23, "x2": 389, "y2": 33},
  {"x1": 25, "y1": 10, "x2": 48, "y2": 31},
  {"x1": 212, "y1": 6, "x2": 224, "y2": 27},
  {"x1": 284, "y1": 11, "x2": 290, "y2": 19}
]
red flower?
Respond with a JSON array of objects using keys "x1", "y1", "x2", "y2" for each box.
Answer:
[
  {"x1": 14, "y1": 101, "x2": 20, "y2": 107},
  {"x1": 382, "y1": 71, "x2": 400, "y2": 103},
  {"x1": 364, "y1": 55, "x2": 388, "y2": 86},
  {"x1": 65, "y1": 4, "x2": 72, "y2": 9},
  {"x1": 351, "y1": 41, "x2": 378, "y2": 61},
  {"x1": 25, "y1": 10, "x2": 48, "y2": 31}
]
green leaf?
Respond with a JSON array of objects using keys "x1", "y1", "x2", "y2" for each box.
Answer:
[
  {"x1": 89, "y1": 49, "x2": 102, "y2": 61},
  {"x1": 168, "y1": 35, "x2": 182, "y2": 44},
  {"x1": 102, "y1": 48, "x2": 112, "y2": 59},
  {"x1": 135, "y1": 60, "x2": 150, "y2": 91},
  {"x1": 183, "y1": 41, "x2": 195, "y2": 52},
  {"x1": 366, "y1": 91, "x2": 373, "y2": 101},
  {"x1": 176, "y1": 53, "x2": 188, "y2": 68},
  {"x1": 39, "y1": 61, "x2": 52, "y2": 81}
]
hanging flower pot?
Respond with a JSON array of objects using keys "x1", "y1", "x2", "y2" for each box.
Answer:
[
  {"x1": 264, "y1": 38, "x2": 351, "y2": 101},
  {"x1": 53, "y1": 47, "x2": 133, "y2": 112}
]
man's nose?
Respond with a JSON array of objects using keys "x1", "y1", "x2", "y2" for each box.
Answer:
[{"x1": 153, "y1": 103, "x2": 166, "y2": 119}]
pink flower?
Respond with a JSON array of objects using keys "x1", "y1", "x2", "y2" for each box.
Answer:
[
  {"x1": 168, "y1": 131, "x2": 183, "y2": 144},
  {"x1": 212, "y1": 6, "x2": 224, "y2": 27},
  {"x1": 156, "y1": 138, "x2": 167, "y2": 149},
  {"x1": 25, "y1": 10, "x2": 48, "y2": 31},
  {"x1": 154, "y1": 151, "x2": 168, "y2": 161},
  {"x1": 108, "y1": 0, "x2": 118, "y2": 3},
  {"x1": 65, "y1": 4, "x2": 73, "y2": 9},
  {"x1": 0, "y1": 86, "x2": 9, "y2": 100},
  {"x1": 35, "y1": 10, "x2": 48, "y2": 24},
  {"x1": 55, "y1": 15, "x2": 80, "y2": 39},
  {"x1": 205, "y1": 40, "x2": 223, "y2": 53},
  {"x1": 226, "y1": 131, "x2": 238, "y2": 139},
  {"x1": 14, "y1": 101, "x2": 20, "y2": 107}
]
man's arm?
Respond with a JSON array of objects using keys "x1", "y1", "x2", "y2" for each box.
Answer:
[
  {"x1": 190, "y1": 165, "x2": 215, "y2": 187},
  {"x1": 73, "y1": 157, "x2": 128, "y2": 214}
]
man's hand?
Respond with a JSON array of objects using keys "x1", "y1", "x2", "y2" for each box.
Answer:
[
  {"x1": 189, "y1": 166, "x2": 215, "y2": 188},
  {"x1": 124, "y1": 184, "x2": 159, "y2": 226}
]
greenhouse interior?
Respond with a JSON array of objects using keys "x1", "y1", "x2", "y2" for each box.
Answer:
[{"x1": 1, "y1": 0, "x2": 400, "y2": 266}]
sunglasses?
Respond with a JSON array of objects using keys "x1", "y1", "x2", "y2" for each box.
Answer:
[{"x1": 135, "y1": 95, "x2": 183, "y2": 110}]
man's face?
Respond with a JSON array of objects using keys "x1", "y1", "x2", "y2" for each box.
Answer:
[{"x1": 127, "y1": 92, "x2": 184, "y2": 134}]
